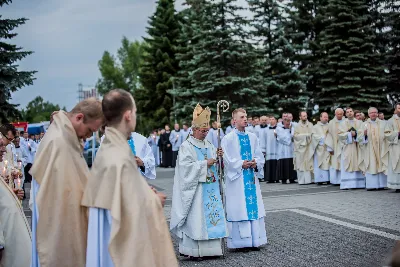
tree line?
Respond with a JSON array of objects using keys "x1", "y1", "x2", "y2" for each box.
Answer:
[
  {"x1": 2, "y1": 0, "x2": 399, "y2": 132},
  {"x1": 97, "y1": 0, "x2": 399, "y2": 133}
]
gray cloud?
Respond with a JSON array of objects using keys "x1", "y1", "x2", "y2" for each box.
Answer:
[{"x1": 4, "y1": 0, "x2": 248, "y2": 111}]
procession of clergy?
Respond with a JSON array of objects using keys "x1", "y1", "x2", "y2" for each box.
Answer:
[{"x1": 0, "y1": 88, "x2": 399, "y2": 266}]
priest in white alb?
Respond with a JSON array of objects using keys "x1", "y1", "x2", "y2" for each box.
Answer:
[
  {"x1": 338, "y1": 108, "x2": 365, "y2": 189},
  {"x1": 325, "y1": 108, "x2": 345, "y2": 185},
  {"x1": 260, "y1": 116, "x2": 279, "y2": 183},
  {"x1": 384, "y1": 103, "x2": 400, "y2": 192},
  {"x1": 170, "y1": 104, "x2": 228, "y2": 260},
  {"x1": 221, "y1": 108, "x2": 267, "y2": 251},
  {"x1": 359, "y1": 107, "x2": 388, "y2": 190},
  {"x1": 83, "y1": 89, "x2": 178, "y2": 267},
  {"x1": 101, "y1": 128, "x2": 156, "y2": 180},
  {"x1": 311, "y1": 112, "x2": 330, "y2": 185},
  {"x1": 293, "y1": 111, "x2": 314, "y2": 184}
]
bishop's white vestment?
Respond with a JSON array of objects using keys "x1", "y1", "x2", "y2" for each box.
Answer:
[
  {"x1": 221, "y1": 129, "x2": 267, "y2": 248},
  {"x1": 170, "y1": 136, "x2": 228, "y2": 257}
]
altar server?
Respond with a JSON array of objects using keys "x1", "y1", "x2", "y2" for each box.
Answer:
[{"x1": 221, "y1": 108, "x2": 267, "y2": 251}]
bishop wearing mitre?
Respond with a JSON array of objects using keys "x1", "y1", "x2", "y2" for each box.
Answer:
[
  {"x1": 325, "y1": 108, "x2": 345, "y2": 185},
  {"x1": 311, "y1": 112, "x2": 330, "y2": 184},
  {"x1": 170, "y1": 103, "x2": 228, "y2": 260},
  {"x1": 82, "y1": 89, "x2": 177, "y2": 267},
  {"x1": 293, "y1": 111, "x2": 314, "y2": 184},
  {"x1": 359, "y1": 107, "x2": 388, "y2": 190},
  {"x1": 338, "y1": 108, "x2": 365, "y2": 189},
  {"x1": 383, "y1": 103, "x2": 400, "y2": 192}
]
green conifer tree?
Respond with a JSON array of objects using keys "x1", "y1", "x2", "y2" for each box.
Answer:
[
  {"x1": 248, "y1": 0, "x2": 307, "y2": 117},
  {"x1": 172, "y1": 0, "x2": 261, "y2": 124},
  {"x1": 137, "y1": 0, "x2": 180, "y2": 131},
  {"x1": 317, "y1": 0, "x2": 388, "y2": 112},
  {"x1": 0, "y1": 0, "x2": 36, "y2": 123}
]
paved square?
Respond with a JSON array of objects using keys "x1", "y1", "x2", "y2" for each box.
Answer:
[{"x1": 23, "y1": 167, "x2": 400, "y2": 266}]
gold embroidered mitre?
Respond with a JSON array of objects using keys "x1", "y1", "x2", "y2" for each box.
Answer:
[{"x1": 192, "y1": 103, "x2": 211, "y2": 128}]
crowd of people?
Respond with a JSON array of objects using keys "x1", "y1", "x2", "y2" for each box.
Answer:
[
  {"x1": 149, "y1": 106, "x2": 400, "y2": 192},
  {"x1": 0, "y1": 90, "x2": 399, "y2": 266}
]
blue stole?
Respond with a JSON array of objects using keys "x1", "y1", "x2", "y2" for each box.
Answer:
[
  {"x1": 237, "y1": 132, "x2": 259, "y2": 220},
  {"x1": 193, "y1": 146, "x2": 227, "y2": 239},
  {"x1": 128, "y1": 137, "x2": 136, "y2": 155}
]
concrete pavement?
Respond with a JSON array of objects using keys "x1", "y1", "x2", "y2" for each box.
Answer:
[{"x1": 23, "y1": 167, "x2": 400, "y2": 266}]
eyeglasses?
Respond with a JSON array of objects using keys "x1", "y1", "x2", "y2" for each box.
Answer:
[{"x1": 199, "y1": 129, "x2": 209, "y2": 133}]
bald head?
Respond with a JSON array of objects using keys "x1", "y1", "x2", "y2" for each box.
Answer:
[{"x1": 102, "y1": 89, "x2": 135, "y2": 126}]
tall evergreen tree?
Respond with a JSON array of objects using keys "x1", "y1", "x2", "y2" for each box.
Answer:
[
  {"x1": 172, "y1": 0, "x2": 261, "y2": 124},
  {"x1": 283, "y1": 0, "x2": 328, "y2": 117},
  {"x1": 386, "y1": 0, "x2": 400, "y2": 108},
  {"x1": 137, "y1": 0, "x2": 180, "y2": 131},
  {"x1": 0, "y1": 0, "x2": 36, "y2": 123},
  {"x1": 171, "y1": 0, "x2": 205, "y2": 122},
  {"x1": 317, "y1": 0, "x2": 388, "y2": 112},
  {"x1": 248, "y1": 0, "x2": 307, "y2": 117}
]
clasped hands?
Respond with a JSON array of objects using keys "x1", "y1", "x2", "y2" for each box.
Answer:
[{"x1": 242, "y1": 159, "x2": 257, "y2": 169}]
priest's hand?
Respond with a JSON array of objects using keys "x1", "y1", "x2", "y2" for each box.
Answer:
[
  {"x1": 135, "y1": 156, "x2": 144, "y2": 167},
  {"x1": 250, "y1": 159, "x2": 257, "y2": 168},
  {"x1": 157, "y1": 192, "x2": 167, "y2": 207},
  {"x1": 207, "y1": 159, "x2": 216, "y2": 167},
  {"x1": 13, "y1": 188, "x2": 24, "y2": 200},
  {"x1": 216, "y1": 148, "x2": 223, "y2": 157},
  {"x1": 364, "y1": 129, "x2": 367, "y2": 136},
  {"x1": 242, "y1": 160, "x2": 252, "y2": 169},
  {"x1": 351, "y1": 130, "x2": 356, "y2": 137}
]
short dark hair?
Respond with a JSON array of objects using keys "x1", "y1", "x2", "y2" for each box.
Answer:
[
  {"x1": 20, "y1": 131, "x2": 25, "y2": 135},
  {"x1": 378, "y1": 112, "x2": 384, "y2": 115},
  {"x1": 353, "y1": 109, "x2": 361, "y2": 114},
  {"x1": 102, "y1": 89, "x2": 134, "y2": 126},
  {"x1": 0, "y1": 123, "x2": 17, "y2": 137}
]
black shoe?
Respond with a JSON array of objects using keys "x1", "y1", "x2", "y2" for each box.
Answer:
[
  {"x1": 395, "y1": 189, "x2": 400, "y2": 193},
  {"x1": 250, "y1": 247, "x2": 261, "y2": 251}
]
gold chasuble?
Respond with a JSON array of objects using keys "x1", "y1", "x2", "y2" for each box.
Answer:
[
  {"x1": 82, "y1": 127, "x2": 178, "y2": 267},
  {"x1": 0, "y1": 177, "x2": 31, "y2": 267},
  {"x1": 325, "y1": 117, "x2": 343, "y2": 170},
  {"x1": 30, "y1": 111, "x2": 90, "y2": 267},
  {"x1": 338, "y1": 119, "x2": 364, "y2": 173},
  {"x1": 359, "y1": 118, "x2": 388, "y2": 174}
]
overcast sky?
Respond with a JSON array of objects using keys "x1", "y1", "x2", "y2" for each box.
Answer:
[{"x1": 3, "y1": 0, "x2": 249, "y2": 111}]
